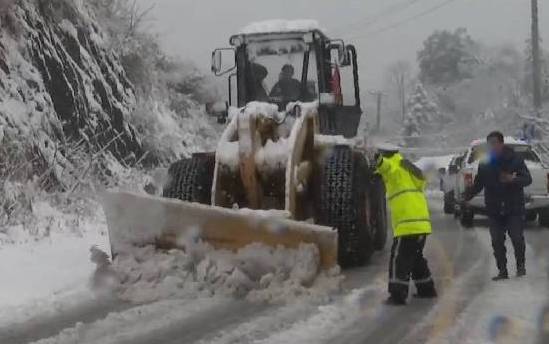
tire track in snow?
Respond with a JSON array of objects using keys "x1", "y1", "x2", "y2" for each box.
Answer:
[
  {"x1": 30, "y1": 298, "x2": 227, "y2": 344},
  {"x1": 123, "y1": 300, "x2": 270, "y2": 344},
  {"x1": 328, "y1": 218, "x2": 483, "y2": 344},
  {"x1": 405, "y1": 226, "x2": 547, "y2": 344},
  {"x1": 248, "y1": 281, "x2": 386, "y2": 344},
  {"x1": 0, "y1": 296, "x2": 132, "y2": 344}
]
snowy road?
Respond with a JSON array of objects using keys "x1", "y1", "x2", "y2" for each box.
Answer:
[{"x1": 2, "y1": 195, "x2": 549, "y2": 344}]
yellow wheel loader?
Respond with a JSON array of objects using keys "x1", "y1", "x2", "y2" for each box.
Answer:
[{"x1": 102, "y1": 20, "x2": 388, "y2": 270}]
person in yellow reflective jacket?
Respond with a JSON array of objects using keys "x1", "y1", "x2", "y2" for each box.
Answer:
[{"x1": 375, "y1": 147, "x2": 437, "y2": 305}]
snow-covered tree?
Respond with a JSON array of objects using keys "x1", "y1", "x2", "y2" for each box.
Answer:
[{"x1": 403, "y1": 84, "x2": 442, "y2": 137}]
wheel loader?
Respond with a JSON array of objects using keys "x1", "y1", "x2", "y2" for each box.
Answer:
[{"x1": 102, "y1": 20, "x2": 388, "y2": 269}]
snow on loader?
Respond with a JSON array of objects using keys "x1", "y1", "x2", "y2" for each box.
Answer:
[{"x1": 102, "y1": 20, "x2": 388, "y2": 269}]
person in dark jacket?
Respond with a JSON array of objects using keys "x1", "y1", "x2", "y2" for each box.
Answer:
[
  {"x1": 250, "y1": 63, "x2": 269, "y2": 102},
  {"x1": 270, "y1": 64, "x2": 301, "y2": 102},
  {"x1": 465, "y1": 131, "x2": 532, "y2": 280}
]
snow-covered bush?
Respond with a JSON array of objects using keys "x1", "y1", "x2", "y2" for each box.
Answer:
[
  {"x1": 86, "y1": 0, "x2": 220, "y2": 163},
  {"x1": 403, "y1": 84, "x2": 442, "y2": 137}
]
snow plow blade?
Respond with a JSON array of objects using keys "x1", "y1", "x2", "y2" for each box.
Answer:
[{"x1": 101, "y1": 191, "x2": 338, "y2": 270}]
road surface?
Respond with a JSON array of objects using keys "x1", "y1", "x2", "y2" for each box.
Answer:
[{"x1": 2, "y1": 194, "x2": 548, "y2": 344}]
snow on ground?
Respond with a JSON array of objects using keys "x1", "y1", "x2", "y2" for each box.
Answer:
[
  {"x1": 0, "y1": 197, "x2": 110, "y2": 327},
  {"x1": 407, "y1": 227, "x2": 548, "y2": 344},
  {"x1": 109, "y1": 241, "x2": 342, "y2": 305},
  {"x1": 31, "y1": 298, "x2": 225, "y2": 344}
]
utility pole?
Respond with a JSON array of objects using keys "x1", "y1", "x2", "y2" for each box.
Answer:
[
  {"x1": 400, "y1": 75, "x2": 407, "y2": 122},
  {"x1": 369, "y1": 90, "x2": 386, "y2": 132},
  {"x1": 531, "y1": 0, "x2": 542, "y2": 114}
]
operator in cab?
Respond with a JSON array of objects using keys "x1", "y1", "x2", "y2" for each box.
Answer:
[
  {"x1": 375, "y1": 144, "x2": 437, "y2": 306},
  {"x1": 270, "y1": 64, "x2": 301, "y2": 102},
  {"x1": 250, "y1": 62, "x2": 269, "y2": 102}
]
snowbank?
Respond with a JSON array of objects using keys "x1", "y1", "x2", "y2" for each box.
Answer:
[
  {"x1": 107, "y1": 241, "x2": 341, "y2": 305},
  {"x1": 0, "y1": 199, "x2": 110, "y2": 327},
  {"x1": 240, "y1": 19, "x2": 322, "y2": 35}
]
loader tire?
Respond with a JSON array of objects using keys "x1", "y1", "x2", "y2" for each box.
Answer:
[
  {"x1": 315, "y1": 146, "x2": 373, "y2": 268},
  {"x1": 371, "y1": 176, "x2": 388, "y2": 251},
  {"x1": 460, "y1": 207, "x2": 474, "y2": 228},
  {"x1": 162, "y1": 155, "x2": 215, "y2": 204}
]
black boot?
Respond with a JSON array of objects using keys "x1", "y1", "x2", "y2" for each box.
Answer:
[
  {"x1": 492, "y1": 271, "x2": 509, "y2": 281},
  {"x1": 414, "y1": 289, "x2": 438, "y2": 299},
  {"x1": 385, "y1": 295, "x2": 406, "y2": 306},
  {"x1": 517, "y1": 265, "x2": 526, "y2": 277}
]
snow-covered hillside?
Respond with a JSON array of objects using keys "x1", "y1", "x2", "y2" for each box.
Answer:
[
  {"x1": 1, "y1": 1, "x2": 142, "y2": 180},
  {"x1": 0, "y1": 0, "x2": 218, "y2": 190}
]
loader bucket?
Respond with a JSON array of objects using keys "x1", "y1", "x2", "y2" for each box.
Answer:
[{"x1": 101, "y1": 191, "x2": 338, "y2": 270}]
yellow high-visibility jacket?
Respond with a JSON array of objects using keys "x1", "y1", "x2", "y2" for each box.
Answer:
[{"x1": 376, "y1": 153, "x2": 432, "y2": 237}]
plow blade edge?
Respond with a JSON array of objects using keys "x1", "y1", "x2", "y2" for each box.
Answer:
[{"x1": 101, "y1": 191, "x2": 338, "y2": 270}]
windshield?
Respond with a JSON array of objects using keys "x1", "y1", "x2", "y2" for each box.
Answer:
[
  {"x1": 246, "y1": 39, "x2": 318, "y2": 105},
  {"x1": 467, "y1": 144, "x2": 541, "y2": 164}
]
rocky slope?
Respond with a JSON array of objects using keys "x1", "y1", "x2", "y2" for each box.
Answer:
[{"x1": 0, "y1": 0, "x2": 219, "y2": 192}]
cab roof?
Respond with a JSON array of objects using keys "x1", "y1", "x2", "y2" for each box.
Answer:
[
  {"x1": 239, "y1": 19, "x2": 323, "y2": 35},
  {"x1": 232, "y1": 19, "x2": 329, "y2": 44}
]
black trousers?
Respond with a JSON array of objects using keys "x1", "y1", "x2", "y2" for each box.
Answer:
[
  {"x1": 388, "y1": 234, "x2": 435, "y2": 300},
  {"x1": 488, "y1": 215, "x2": 525, "y2": 273}
]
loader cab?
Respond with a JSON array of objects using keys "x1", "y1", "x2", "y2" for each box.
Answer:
[{"x1": 212, "y1": 22, "x2": 362, "y2": 138}]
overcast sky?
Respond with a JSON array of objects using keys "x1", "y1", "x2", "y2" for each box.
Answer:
[{"x1": 138, "y1": 0, "x2": 548, "y2": 89}]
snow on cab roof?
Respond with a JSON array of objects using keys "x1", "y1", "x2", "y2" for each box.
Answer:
[
  {"x1": 239, "y1": 19, "x2": 322, "y2": 35},
  {"x1": 470, "y1": 137, "x2": 527, "y2": 146}
]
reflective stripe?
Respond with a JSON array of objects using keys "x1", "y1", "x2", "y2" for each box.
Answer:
[
  {"x1": 395, "y1": 218, "x2": 431, "y2": 228},
  {"x1": 389, "y1": 278, "x2": 410, "y2": 286},
  {"x1": 388, "y1": 189, "x2": 422, "y2": 201},
  {"x1": 413, "y1": 277, "x2": 434, "y2": 284},
  {"x1": 391, "y1": 237, "x2": 401, "y2": 281}
]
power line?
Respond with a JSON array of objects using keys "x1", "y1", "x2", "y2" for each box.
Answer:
[
  {"x1": 332, "y1": 0, "x2": 421, "y2": 35},
  {"x1": 345, "y1": 0, "x2": 459, "y2": 40}
]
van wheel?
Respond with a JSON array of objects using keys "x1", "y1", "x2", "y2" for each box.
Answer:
[
  {"x1": 539, "y1": 209, "x2": 549, "y2": 227},
  {"x1": 460, "y1": 208, "x2": 474, "y2": 228},
  {"x1": 526, "y1": 211, "x2": 538, "y2": 223},
  {"x1": 443, "y1": 191, "x2": 455, "y2": 214}
]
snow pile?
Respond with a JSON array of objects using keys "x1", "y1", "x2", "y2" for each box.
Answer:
[
  {"x1": 0, "y1": 192, "x2": 107, "y2": 245},
  {"x1": 107, "y1": 242, "x2": 341, "y2": 304},
  {"x1": 240, "y1": 19, "x2": 322, "y2": 35},
  {"x1": 216, "y1": 101, "x2": 298, "y2": 172},
  {"x1": 0, "y1": 198, "x2": 110, "y2": 328},
  {"x1": 314, "y1": 134, "x2": 357, "y2": 147},
  {"x1": 256, "y1": 138, "x2": 290, "y2": 172},
  {"x1": 243, "y1": 101, "x2": 280, "y2": 119}
]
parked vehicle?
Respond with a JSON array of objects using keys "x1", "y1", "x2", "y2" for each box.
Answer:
[
  {"x1": 454, "y1": 138, "x2": 549, "y2": 227},
  {"x1": 441, "y1": 154, "x2": 465, "y2": 214}
]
